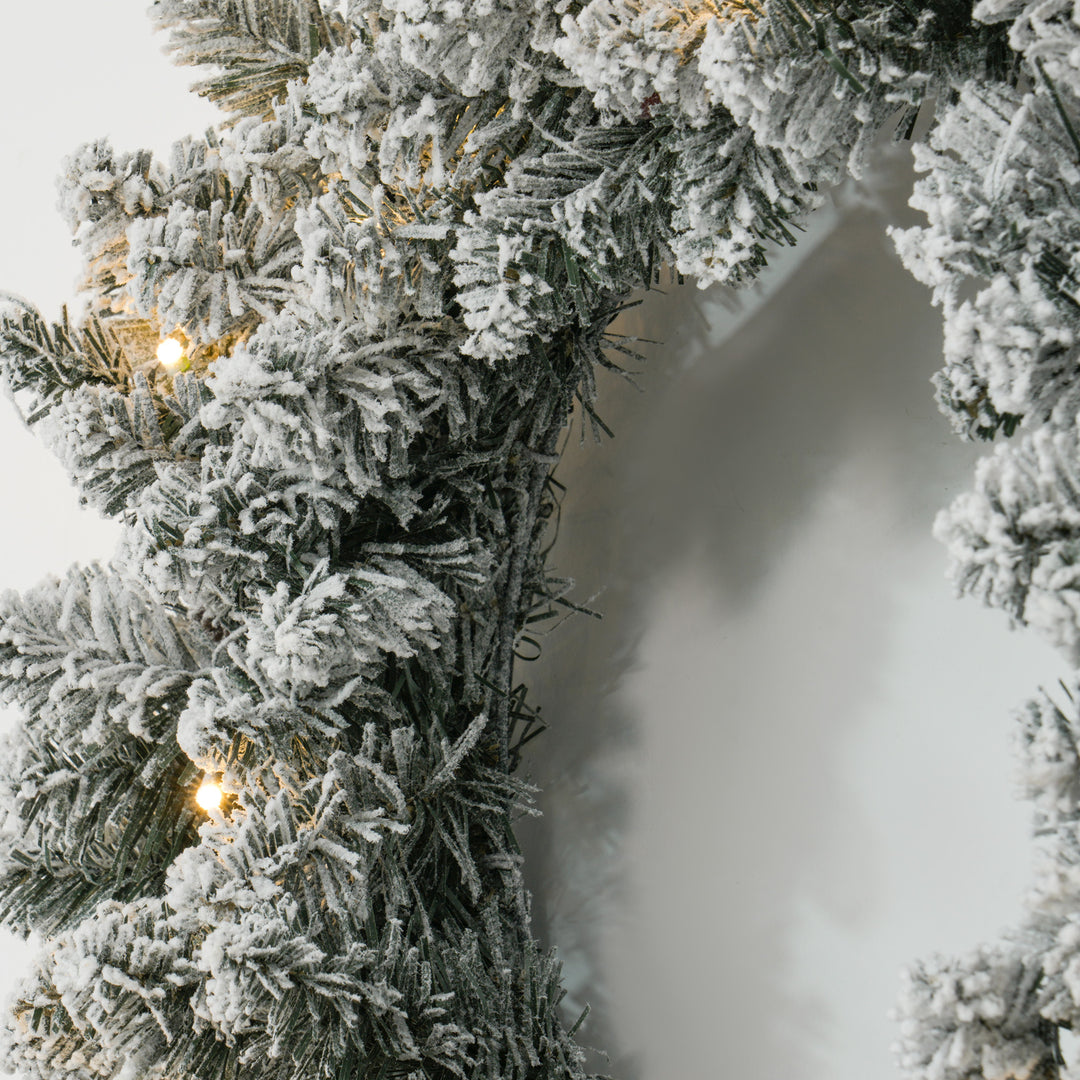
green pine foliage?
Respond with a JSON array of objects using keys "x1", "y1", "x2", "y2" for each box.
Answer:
[
  {"x1": 150, "y1": 0, "x2": 354, "y2": 121},
  {"x1": 5, "y1": 1, "x2": 1080, "y2": 1079},
  {"x1": 0, "y1": 565, "x2": 208, "y2": 937}
]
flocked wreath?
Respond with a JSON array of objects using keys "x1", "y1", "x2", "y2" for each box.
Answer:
[{"x1": 0, "y1": 1, "x2": 1074, "y2": 1078}]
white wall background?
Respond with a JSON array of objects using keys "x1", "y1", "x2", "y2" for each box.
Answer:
[
  {"x1": 0, "y1": 6, "x2": 1068, "y2": 1080},
  {"x1": 516, "y1": 154, "x2": 1069, "y2": 1079}
]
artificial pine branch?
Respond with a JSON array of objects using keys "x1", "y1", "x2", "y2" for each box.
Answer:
[
  {"x1": 4, "y1": 2, "x2": 1080, "y2": 1080},
  {"x1": 150, "y1": 0, "x2": 353, "y2": 121}
]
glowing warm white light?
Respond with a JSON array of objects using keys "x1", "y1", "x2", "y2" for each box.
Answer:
[
  {"x1": 195, "y1": 781, "x2": 223, "y2": 812},
  {"x1": 156, "y1": 337, "x2": 184, "y2": 368}
]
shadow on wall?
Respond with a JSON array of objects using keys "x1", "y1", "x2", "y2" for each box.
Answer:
[{"x1": 515, "y1": 144, "x2": 992, "y2": 1080}]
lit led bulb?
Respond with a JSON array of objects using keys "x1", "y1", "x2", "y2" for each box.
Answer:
[
  {"x1": 156, "y1": 337, "x2": 185, "y2": 369},
  {"x1": 195, "y1": 780, "x2": 223, "y2": 813}
]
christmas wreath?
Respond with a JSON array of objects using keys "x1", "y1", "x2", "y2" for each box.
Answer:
[{"x1": 0, "y1": 2, "x2": 1075, "y2": 1078}]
